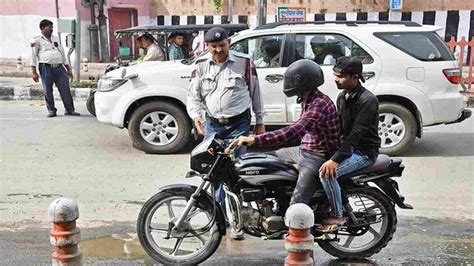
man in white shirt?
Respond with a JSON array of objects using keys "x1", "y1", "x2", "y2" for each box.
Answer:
[
  {"x1": 191, "y1": 30, "x2": 204, "y2": 57},
  {"x1": 139, "y1": 33, "x2": 165, "y2": 61},
  {"x1": 187, "y1": 27, "x2": 265, "y2": 240},
  {"x1": 30, "y1": 19, "x2": 80, "y2": 117}
]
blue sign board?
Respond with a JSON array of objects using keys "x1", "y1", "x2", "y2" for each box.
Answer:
[{"x1": 389, "y1": 0, "x2": 403, "y2": 10}]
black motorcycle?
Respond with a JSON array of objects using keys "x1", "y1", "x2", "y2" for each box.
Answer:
[{"x1": 137, "y1": 134, "x2": 412, "y2": 264}]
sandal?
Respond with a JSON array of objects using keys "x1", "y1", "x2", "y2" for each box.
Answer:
[{"x1": 315, "y1": 217, "x2": 345, "y2": 233}]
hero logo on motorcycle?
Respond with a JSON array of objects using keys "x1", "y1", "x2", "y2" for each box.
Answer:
[{"x1": 245, "y1": 170, "x2": 260, "y2": 175}]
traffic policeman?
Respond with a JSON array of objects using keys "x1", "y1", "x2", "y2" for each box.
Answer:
[
  {"x1": 187, "y1": 27, "x2": 265, "y2": 141},
  {"x1": 186, "y1": 27, "x2": 266, "y2": 240},
  {"x1": 31, "y1": 19, "x2": 80, "y2": 117}
]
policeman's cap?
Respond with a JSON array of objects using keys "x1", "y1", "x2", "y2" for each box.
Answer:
[{"x1": 204, "y1": 27, "x2": 229, "y2": 43}]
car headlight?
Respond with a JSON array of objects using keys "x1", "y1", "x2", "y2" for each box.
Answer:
[{"x1": 97, "y1": 78, "x2": 127, "y2": 92}]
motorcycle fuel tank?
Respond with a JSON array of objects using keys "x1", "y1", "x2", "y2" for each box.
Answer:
[{"x1": 234, "y1": 153, "x2": 298, "y2": 186}]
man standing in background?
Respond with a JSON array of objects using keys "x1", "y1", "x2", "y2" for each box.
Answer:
[
  {"x1": 31, "y1": 19, "x2": 80, "y2": 117},
  {"x1": 191, "y1": 30, "x2": 204, "y2": 57}
]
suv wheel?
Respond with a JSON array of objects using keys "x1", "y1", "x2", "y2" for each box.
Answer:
[
  {"x1": 378, "y1": 103, "x2": 417, "y2": 156},
  {"x1": 86, "y1": 90, "x2": 96, "y2": 117},
  {"x1": 129, "y1": 101, "x2": 191, "y2": 154}
]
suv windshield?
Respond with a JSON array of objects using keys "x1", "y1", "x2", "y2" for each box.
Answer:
[{"x1": 374, "y1": 32, "x2": 455, "y2": 61}]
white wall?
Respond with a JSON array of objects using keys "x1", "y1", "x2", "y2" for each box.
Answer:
[{"x1": 0, "y1": 15, "x2": 83, "y2": 65}]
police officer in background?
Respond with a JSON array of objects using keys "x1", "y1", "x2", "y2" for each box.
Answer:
[
  {"x1": 186, "y1": 27, "x2": 265, "y2": 240},
  {"x1": 31, "y1": 19, "x2": 80, "y2": 117}
]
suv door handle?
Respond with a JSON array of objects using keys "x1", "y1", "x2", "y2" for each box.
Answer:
[
  {"x1": 265, "y1": 74, "x2": 284, "y2": 83},
  {"x1": 362, "y1": 71, "x2": 375, "y2": 80}
]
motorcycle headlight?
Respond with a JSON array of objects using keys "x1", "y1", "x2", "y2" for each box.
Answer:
[{"x1": 97, "y1": 78, "x2": 127, "y2": 92}]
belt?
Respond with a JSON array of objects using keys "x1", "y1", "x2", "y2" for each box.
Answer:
[
  {"x1": 39, "y1": 63, "x2": 63, "y2": 68},
  {"x1": 208, "y1": 109, "x2": 250, "y2": 125}
]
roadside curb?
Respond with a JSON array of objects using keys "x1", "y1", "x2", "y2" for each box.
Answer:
[{"x1": 0, "y1": 85, "x2": 91, "y2": 101}]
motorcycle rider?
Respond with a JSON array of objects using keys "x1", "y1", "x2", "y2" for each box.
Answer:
[
  {"x1": 318, "y1": 56, "x2": 381, "y2": 232},
  {"x1": 228, "y1": 59, "x2": 340, "y2": 208}
]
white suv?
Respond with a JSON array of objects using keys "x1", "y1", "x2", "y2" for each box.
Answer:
[{"x1": 95, "y1": 21, "x2": 471, "y2": 155}]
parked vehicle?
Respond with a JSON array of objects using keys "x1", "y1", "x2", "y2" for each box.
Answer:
[
  {"x1": 136, "y1": 134, "x2": 413, "y2": 264},
  {"x1": 86, "y1": 24, "x2": 247, "y2": 117},
  {"x1": 95, "y1": 21, "x2": 471, "y2": 155},
  {"x1": 114, "y1": 23, "x2": 248, "y2": 62},
  {"x1": 87, "y1": 65, "x2": 120, "y2": 117}
]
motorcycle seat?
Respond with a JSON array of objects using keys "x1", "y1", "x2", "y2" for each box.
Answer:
[{"x1": 341, "y1": 154, "x2": 392, "y2": 177}]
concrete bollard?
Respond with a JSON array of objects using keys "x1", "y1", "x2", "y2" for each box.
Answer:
[
  {"x1": 48, "y1": 198, "x2": 82, "y2": 266},
  {"x1": 284, "y1": 203, "x2": 315, "y2": 266},
  {"x1": 16, "y1": 56, "x2": 23, "y2": 72},
  {"x1": 82, "y1": 58, "x2": 89, "y2": 72}
]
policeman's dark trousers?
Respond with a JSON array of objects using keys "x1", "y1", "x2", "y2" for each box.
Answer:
[
  {"x1": 269, "y1": 147, "x2": 326, "y2": 206},
  {"x1": 204, "y1": 114, "x2": 251, "y2": 211},
  {"x1": 39, "y1": 65, "x2": 75, "y2": 113}
]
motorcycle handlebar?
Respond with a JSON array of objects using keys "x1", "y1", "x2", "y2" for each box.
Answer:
[{"x1": 224, "y1": 141, "x2": 241, "y2": 155}]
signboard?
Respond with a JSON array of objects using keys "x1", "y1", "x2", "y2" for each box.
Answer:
[
  {"x1": 389, "y1": 0, "x2": 403, "y2": 10},
  {"x1": 277, "y1": 7, "x2": 306, "y2": 23}
]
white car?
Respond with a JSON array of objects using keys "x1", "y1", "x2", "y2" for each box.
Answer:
[{"x1": 95, "y1": 21, "x2": 471, "y2": 155}]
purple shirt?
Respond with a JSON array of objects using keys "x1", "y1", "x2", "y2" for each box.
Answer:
[{"x1": 255, "y1": 90, "x2": 339, "y2": 155}]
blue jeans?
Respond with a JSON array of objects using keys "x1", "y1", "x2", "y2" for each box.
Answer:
[
  {"x1": 320, "y1": 152, "x2": 375, "y2": 217},
  {"x1": 205, "y1": 112, "x2": 251, "y2": 207},
  {"x1": 39, "y1": 65, "x2": 75, "y2": 113}
]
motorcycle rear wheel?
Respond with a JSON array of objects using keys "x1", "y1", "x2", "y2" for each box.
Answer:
[
  {"x1": 137, "y1": 189, "x2": 222, "y2": 264},
  {"x1": 317, "y1": 187, "x2": 397, "y2": 259}
]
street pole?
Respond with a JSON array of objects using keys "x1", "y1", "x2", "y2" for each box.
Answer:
[
  {"x1": 55, "y1": 0, "x2": 61, "y2": 42},
  {"x1": 75, "y1": 11, "x2": 81, "y2": 83},
  {"x1": 257, "y1": 0, "x2": 267, "y2": 26},
  {"x1": 97, "y1": 0, "x2": 110, "y2": 62},
  {"x1": 88, "y1": 2, "x2": 100, "y2": 62}
]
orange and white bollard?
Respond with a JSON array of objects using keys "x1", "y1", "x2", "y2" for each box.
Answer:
[
  {"x1": 284, "y1": 203, "x2": 315, "y2": 266},
  {"x1": 16, "y1": 56, "x2": 23, "y2": 72},
  {"x1": 48, "y1": 198, "x2": 82, "y2": 266}
]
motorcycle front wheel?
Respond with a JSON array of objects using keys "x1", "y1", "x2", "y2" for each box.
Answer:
[
  {"x1": 137, "y1": 188, "x2": 222, "y2": 264},
  {"x1": 317, "y1": 187, "x2": 397, "y2": 259}
]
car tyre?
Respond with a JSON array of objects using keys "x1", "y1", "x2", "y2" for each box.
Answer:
[
  {"x1": 86, "y1": 90, "x2": 96, "y2": 117},
  {"x1": 129, "y1": 101, "x2": 191, "y2": 154},
  {"x1": 378, "y1": 103, "x2": 417, "y2": 156}
]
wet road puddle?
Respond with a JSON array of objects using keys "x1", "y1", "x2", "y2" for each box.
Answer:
[
  {"x1": 80, "y1": 233, "x2": 151, "y2": 260},
  {"x1": 80, "y1": 232, "x2": 219, "y2": 261},
  {"x1": 79, "y1": 231, "x2": 274, "y2": 262}
]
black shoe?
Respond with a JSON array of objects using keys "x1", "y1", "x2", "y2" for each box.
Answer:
[
  {"x1": 65, "y1": 111, "x2": 81, "y2": 116},
  {"x1": 47, "y1": 111, "x2": 57, "y2": 118}
]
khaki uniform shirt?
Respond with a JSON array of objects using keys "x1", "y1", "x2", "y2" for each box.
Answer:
[
  {"x1": 187, "y1": 50, "x2": 265, "y2": 124},
  {"x1": 30, "y1": 35, "x2": 67, "y2": 66}
]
